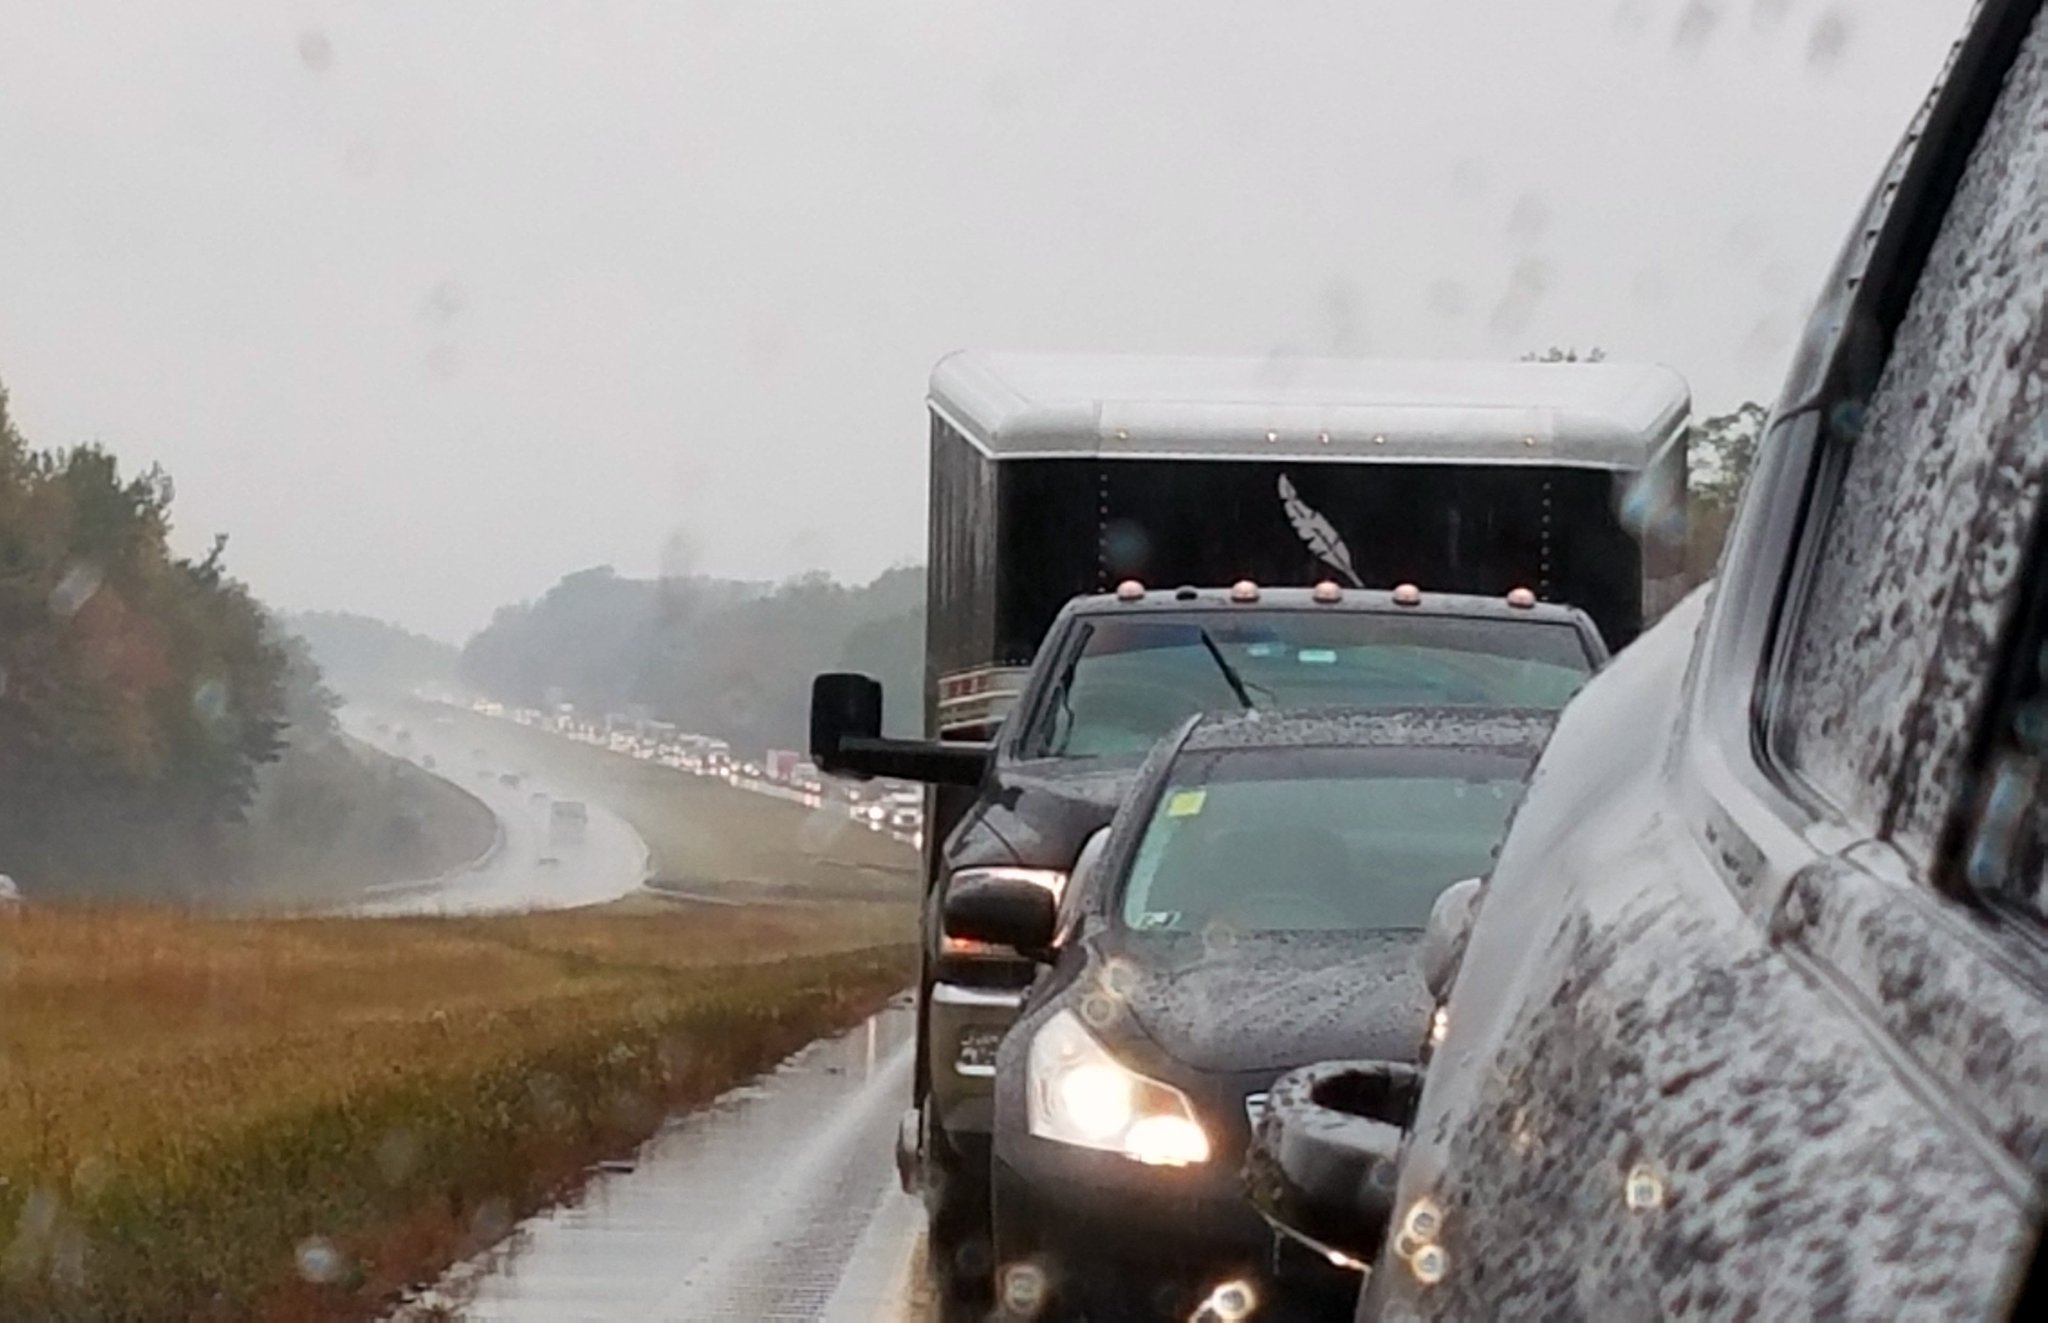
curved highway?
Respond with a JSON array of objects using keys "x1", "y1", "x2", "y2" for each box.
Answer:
[{"x1": 339, "y1": 705, "x2": 652, "y2": 915}]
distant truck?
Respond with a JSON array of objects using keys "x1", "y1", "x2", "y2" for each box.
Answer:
[
  {"x1": 764, "y1": 748, "x2": 802, "y2": 782},
  {"x1": 549, "y1": 800, "x2": 588, "y2": 846},
  {"x1": 809, "y1": 350, "x2": 1687, "y2": 1314}
]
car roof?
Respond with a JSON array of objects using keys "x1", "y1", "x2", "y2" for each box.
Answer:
[
  {"x1": 928, "y1": 350, "x2": 1689, "y2": 470},
  {"x1": 1177, "y1": 705, "x2": 1560, "y2": 757},
  {"x1": 1062, "y1": 584, "x2": 1594, "y2": 630}
]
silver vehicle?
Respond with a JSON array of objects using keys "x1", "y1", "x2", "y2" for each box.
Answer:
[{"x1": 1249, "y1": 4, "x2": 2048, "y2": 1317}]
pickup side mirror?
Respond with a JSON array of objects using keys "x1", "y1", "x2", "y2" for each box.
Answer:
[
  {"x1": 809, "y1": 672, "x2": 993, "y2": 788},
  {"x1": 1420, "y1": 877, "x2": 1483, "y2": 1001},
  {"x1": 1243, "y1": 1059, "x2": 1422, "y2": 1272},
  {"x1": 944, "y1": 875, "x2": 1057, "y2": 960},
  {"x1": 810, "y1": 673, "x2": 883, "y2": 775}
]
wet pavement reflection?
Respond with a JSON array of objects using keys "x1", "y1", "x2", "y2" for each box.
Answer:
[{"x1": 394, "y1": 1003, "x2": 922, "y2": 1321}]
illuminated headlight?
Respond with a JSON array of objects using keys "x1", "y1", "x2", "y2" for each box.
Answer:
[
  {"x1": 1027, "y1": 1009, "x2": 1209, "y2": 1165},
  {"x1": 1429, "y1": 1004, "x2": 1450, "y2": 1046}
]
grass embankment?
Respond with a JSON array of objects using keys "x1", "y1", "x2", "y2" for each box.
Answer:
[
  {"x1": 231, "y1": 738, "x2": 498, "y2": 908},
  {"x1": 0, "y1": 903, "x2": 913, "y2": 1321},
  {"x1": 408, "y1": 703, "x2": 920, "y2": 901}
]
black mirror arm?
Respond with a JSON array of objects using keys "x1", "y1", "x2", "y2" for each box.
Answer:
[{"x1": 832, "y1": 735, "x2": 991, "y2": 787}]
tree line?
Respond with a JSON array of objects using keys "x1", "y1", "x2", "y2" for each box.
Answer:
[
  {"x1": 0, "y1": 379, "x2": 470, "y2": 902},
  {"x1": 0, "y1": 379, "x2": 301, "y2": 894},
  {"x1": 459, "y1": 563, "x2": 925, "y2": 751}
]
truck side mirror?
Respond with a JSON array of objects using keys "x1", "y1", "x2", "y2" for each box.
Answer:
[
  {"x1": 944, "y1": 875, "x2": 1057, "y2": 961},
  {"x1": 811, "y1": 672, "x2": 883, "y2": 776},
  {"x1": 1420, "y1": 877, "x2": 1483, "y2": 1001}
]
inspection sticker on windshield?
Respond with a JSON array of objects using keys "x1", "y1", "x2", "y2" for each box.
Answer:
[{"x1": 1165, "y1": 789, "x2": 1207, "y2": 817}]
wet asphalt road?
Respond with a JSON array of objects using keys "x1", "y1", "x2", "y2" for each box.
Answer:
[
  {"x1": 395, "y1": 1004, "x2": 927, "y2": 1322},
  {"x1": 339, "y1": 705, "x2": 653, "y2": 915}
]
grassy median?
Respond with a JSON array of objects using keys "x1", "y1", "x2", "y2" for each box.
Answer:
[{"x1": 0, "y1": 902, "x2": 913, "y2": 1321}]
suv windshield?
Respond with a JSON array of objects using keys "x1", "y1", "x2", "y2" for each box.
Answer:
[
  {"x1": 1118, "y1": 747, "x2": 1529, "y2": 933},
  {"x1": 1024, "y1": 612, "x2": 1593, "y2": 758}
]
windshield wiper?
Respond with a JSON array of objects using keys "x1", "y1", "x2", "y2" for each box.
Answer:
[{"x1": 1196, "y1": 627, "x2": 1259, "y2": 712}]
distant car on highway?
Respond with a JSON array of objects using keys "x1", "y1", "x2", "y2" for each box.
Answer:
[
  {"x1": 550, "y1": 800, "x2": 588, "y2": 847},
  {"x1": 499, "y1": 771, "x2": 522, "y2": 788},
  {"x1": 953, "y1": 706, "x2": 1553, "y2": 1319}
]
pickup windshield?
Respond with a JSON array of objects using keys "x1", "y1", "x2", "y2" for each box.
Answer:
[{"x1": 1024, "y1": 612, "x2": 1593, "y2": 759}]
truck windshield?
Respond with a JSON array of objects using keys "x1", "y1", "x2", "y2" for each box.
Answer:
[
  {"x1": 1025, "y1": 613, "x2": 1592, "y2": 758},
  {"x1": 1119, "y1": 747, "x2": 1529, "y2": 932}
]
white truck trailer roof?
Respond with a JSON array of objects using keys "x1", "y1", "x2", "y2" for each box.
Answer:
[{"x1": 928, "y1": 351, "x2": 1689, "y2": 471}]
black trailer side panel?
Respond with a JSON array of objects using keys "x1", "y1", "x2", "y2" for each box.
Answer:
[
  {"x1": 927, "y1": 417, "x2": 1000, "y2": 724},
  {"x1": 988, "y1": 458, "x2": 1643, "y2": 660}
]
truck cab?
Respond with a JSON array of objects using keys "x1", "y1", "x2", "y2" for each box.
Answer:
[{"x1": 809, "y1": 350, "x2": 1688, "y2": 1316}]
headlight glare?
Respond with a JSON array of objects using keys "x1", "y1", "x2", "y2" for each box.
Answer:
[
  {"x1": 1053, "y1": 1062, "x2": 1133, "y2": 1140},
  {"x1": 1027, "y1": 1009, "x2": 1209, "y2": 1165}
]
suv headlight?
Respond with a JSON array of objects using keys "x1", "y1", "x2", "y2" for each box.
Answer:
[
  {"x1": 942, "y1": 867, "x2": 1067, "y2": 956},
  {"x1": 1026, "y1": 1009, "x2": 1210, "y2": 1165}
]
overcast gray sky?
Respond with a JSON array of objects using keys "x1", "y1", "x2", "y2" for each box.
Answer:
[{"x1": 0, "y1": 0, "x2": 1972, "y2": 640}]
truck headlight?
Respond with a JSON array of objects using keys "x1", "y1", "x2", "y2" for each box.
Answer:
[{"x1": 1026, "y1": 1009, "x2": 1209, "y2": 1165}]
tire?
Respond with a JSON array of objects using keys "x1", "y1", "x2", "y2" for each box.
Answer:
[{"x1": 924, "y1": 1110, "x2": 994, "y2": 1322}]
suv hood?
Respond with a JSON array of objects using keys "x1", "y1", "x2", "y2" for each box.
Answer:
[
  {"x1": 1103, "y1": 930, "x2": 1431, "y2": 1074},
  {"x1": 947, "y1": 757, "x2": 1145, "y2": 871}
]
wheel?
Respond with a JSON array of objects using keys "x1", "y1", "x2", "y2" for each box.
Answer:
[{"x1": 924, "y1": 1109, "x2": 994, "y2": 1322}]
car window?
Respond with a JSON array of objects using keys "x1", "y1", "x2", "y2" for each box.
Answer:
[
  {"x1": 1116, "y1": 747, "x2": 1526, "y2": 933},
  {"x1": 1027, "y1": 614, "x2": 1592, "y2": 758},
  {"x1": 1772, "y1": 8, "x2": 2048, "y2": 861}
]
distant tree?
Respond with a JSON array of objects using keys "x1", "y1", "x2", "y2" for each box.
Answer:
[
  {"x1": 460, "y1": 563, "x2": 931, "y2": 753},
  {"x1": 285, "y1": 609, "x2": 460, "y2": 700},
  {"x1": 1681, "y1": 401, "x2": 1771, "y2": 585},
  {"x1": 0, "y1": 376, "x2": 291, "y2": 895},
  {"x1": 1688, "y1": 401, "x2": 1770, "y2": 512}
]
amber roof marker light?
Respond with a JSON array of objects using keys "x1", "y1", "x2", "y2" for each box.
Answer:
[{"x1": 1392, "y1": 583, "x2": 1423, "y2": 606}]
